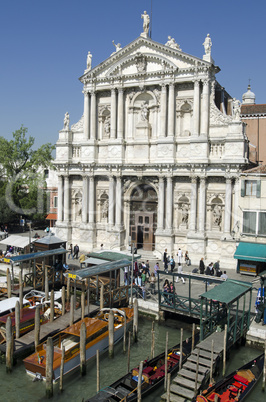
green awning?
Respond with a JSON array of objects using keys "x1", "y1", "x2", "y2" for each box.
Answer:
[
  {"x1": 9, "y1": 248, "x2": 67, "y2": 263},
  {"x1": 64, "y1": 258, "x2": 131, "y2": 280},
  {"x1": 87, "y1": 251, "x2": 140, "y2": 262},
  {"x1": 200, "y1": 279, "x2": 252, "y2": 304},
  {"x1": 234, "y1": 242, "x2": 266, "y2": 262}
]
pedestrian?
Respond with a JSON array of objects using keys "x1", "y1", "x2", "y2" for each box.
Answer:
[
  {"x1": 216, "y1": 267, "x2": 222, "y2": 277},
  {"x1": 73, "y1": 244, "x2": 79, "y2": 259},
  {"x1": 163, "y1": 248, "x2": 167, "y2": 264},
  {"x1": 79, "y1": 253, "x2": 86, "y2": 269},
  {"x1": 175, "y1": 263, "x2": 185, "y2": 283},
  {"x1": 221, "y1": 271, "x2": 228, "y2": 280},
  {"x1": 164, "y1": 256, "x2": 169, "y2": 273},
  {"x1": 141, "y1": 269, "x2": 146, "y2": 286},
  {"x1": 199, "y1": 258, "x2": 205, "y2": 274},
  {"x1": 145, "y1": 260, "x2": 150, "y2": 277},
  {"x1": 214, "y1": 260, "x2": 220, "y2": 276},
  {"x1": 177, "y1": 248, "x2": 183, "y2": 264},
  {"x1": 209, "y1": 262, "x2": 214, "y2": 276},
  {"x1": 68, "y1": 243, "x2": 73, "y2": 259},
  {"x1": 184, "y1": 251, "x2": 190, "y2": 266},
  {"x1": 154, "y1": 261, "x2": 160, "y2": 278},
  {"x1": 170, "y1": 256, "x2": 175, "y2": 272},
  {"x1": 149, "y1": 272, "x2": 156, "y2": 294},
  {"x1": 163, "y1": 279, "x2": 170, "y2": 293},
  {"x1": 170, "y1": 282, "x2": 174, "y2": 293},
  {"x1": 205, "y1": 263, "x2": 212, "y2": 276}
]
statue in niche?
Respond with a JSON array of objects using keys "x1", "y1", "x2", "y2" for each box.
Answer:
[
  {"x1": 203, "y1": 34, "x2": 212, "y2": 55},
  {"x1": 63, "y1": 112, "x2": 70, "y2": 130},
  {"x1": 141, "y1": 11, "x2": 150, "y2": 33},
  {"x1": 86, "y1": 51, "x2": 92, "y2": 70},
  {"x1": 104, "y1": 116, "x2": 110, "y2": 136},
  {"x1": 74, "y1": 197, "x2": 82, "y2": 221},
  {"x1": 213, "y1": 204, "x2": 222, "y2": 227},
  {"x1": 181, "y1": 203, "x2": 189, "y2": 224},
  {"x1": 101, "y1": 199, "x2": 108, "y2": 219},
  {"x1": 140, "y1": 102, "x2": 149, "y2": 121}
]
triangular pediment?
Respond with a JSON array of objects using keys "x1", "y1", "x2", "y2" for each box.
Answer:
[{"x1": 80, "y1": 36, "x2": 212, "y2": 83}]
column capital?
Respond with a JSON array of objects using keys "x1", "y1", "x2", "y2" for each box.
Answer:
[
  {"x1": 82, "y1": 89, "x2": 90, "y2": 96},
  {"x1": 190, "y1": 174, "x2": 198, "y2": 184}
]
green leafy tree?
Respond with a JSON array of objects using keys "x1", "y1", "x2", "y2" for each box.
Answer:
[{"x1": 0, "y1": 126, "x2": 55, "y2": 227}]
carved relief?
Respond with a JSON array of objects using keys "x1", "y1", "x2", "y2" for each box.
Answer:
[
  {"x1": 71, "y1": 115, "x2": 84, "y2": 131},
  {"x1": 210, "y1": 101, "x2": 232, "y2": 126},
  {"x1": 135, "y1": 54, "x2": 147, "y2": 72}
]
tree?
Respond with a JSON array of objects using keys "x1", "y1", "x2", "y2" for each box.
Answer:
[{"x1": 0, "y1": 126, "x2": 55, "y2": 227}]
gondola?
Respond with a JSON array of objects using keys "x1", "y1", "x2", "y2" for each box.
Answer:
[
  {"x1": 86, "y1": 332, "x2": 200, "y2": 401},
  {"x1": 195, "y1": 353, "x2": 264, "y2": 402}
]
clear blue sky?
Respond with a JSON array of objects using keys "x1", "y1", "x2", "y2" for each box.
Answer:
[{"x1": 1, "y1": 0, "x2": 265, "y2": 148}]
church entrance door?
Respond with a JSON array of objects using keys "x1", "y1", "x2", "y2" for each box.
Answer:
[{"x1": 132, "y1": 212, "x2": 154, "y2": 251}]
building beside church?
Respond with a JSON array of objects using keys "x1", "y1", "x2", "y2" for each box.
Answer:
[{"x1": 54, "y1": 13, "x2": 250, "y2": 268}]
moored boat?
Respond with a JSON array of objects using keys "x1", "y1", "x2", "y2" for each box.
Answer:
[
  {"x1": 86, "y1": 332, "x2": 200, "y2": 401},
  {"x1": 195, "y1": 353, "x2": 264, "y2": 402},
  {"x1": 23, "y1": 307, "x2": 133, "y2": 382}
]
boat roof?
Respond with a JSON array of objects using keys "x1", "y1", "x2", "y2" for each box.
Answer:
[
  {"x1": 0, "y1": 297, "x2": 29, "y2": 314},
  {"x1": 62, "y1": 317, "x2": 108, "y2": 337},
  {"x1": 0, "y1": 307, "x2": 36, "y2": 325}
]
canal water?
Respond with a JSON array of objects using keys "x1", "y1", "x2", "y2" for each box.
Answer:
[{"x1": 0, "y1": 316, "x2": 264, "y2": 402}]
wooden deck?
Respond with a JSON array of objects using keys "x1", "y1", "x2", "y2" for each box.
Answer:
[
  {"x1": 0, "y1": 304, "x2": 99, "y2": 358},
  {"x1": 161, "y1": 331, "x2": 224, "y2": 401}
]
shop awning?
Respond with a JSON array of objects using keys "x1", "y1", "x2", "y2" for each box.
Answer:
[
  {"x1": 84, "y1": 257, "x2": 109, "y2": 265},
  {"x1": 200, "y1": 279, "x2": 252, "y2": 304},
  {"x1": 46, "y1": 213, "x2": 57, "y2": 220},
  {"x1": 64, "y1": 258, "x2": 131, "y2": 280},
  {"x1": 0, "y1": 235, "x2": 35, "y2": 249},
  {"x1": 234, "y1": 242, "x2": 266, "y2": 262}
]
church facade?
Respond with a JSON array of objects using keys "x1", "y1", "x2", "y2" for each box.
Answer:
[{"x1": 54, "y1": 17, "x2": 249, "y2": 267}]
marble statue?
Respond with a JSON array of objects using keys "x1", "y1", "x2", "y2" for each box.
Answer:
[
  {"x1": 141, "y1": 11, "x2": 150, "y2": 34},
  {"x1": 64, "y1": 112, "x2": 70, "y2": 130},
  {"x1": 232, "y1": 98, "x2": 241, "y2": 120},
  {"x1": 86, "y1": 51, "x2": 92, "y2": 70},
  {"x1": 104, "y1": 116, "x2": 110, "y2": 135},
  {"x1": 112, "y1": 40, "x2": 122, "y2": 52},
  {"x1": 181, "y1": 203, "x2": 189, "y2": 224},
  {"x1": 213, "y1": 204, "x2": 222, "y2": 227},
  {"x1": 203, "y1": 34, "x2": 212, "y2": 55},
  {"x1": 101, "y1": 200, "x2": 108, "y2": 219},
  {"x1": 165, "y1": 36, "x2": 181, "y2": 50},
  {"x1": 140, "y1": 102, "x2": 148, "y2": 121}
]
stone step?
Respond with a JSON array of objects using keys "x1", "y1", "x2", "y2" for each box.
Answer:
[
  {"x1": 178, "y1": 368, "x2": 204, "y2": 383},
  {"x1": 173, "y1": 375, "x2": 201, "y2": 390},
  {"x1": 170, "y1": 383, "x2": 195, "y2": 400},
  {"x1": 160, "y1": 392, "x2": 187, "y2": 402},
  {"x1": 188, "y1": 355, "x2": 212, "y2": 367}
]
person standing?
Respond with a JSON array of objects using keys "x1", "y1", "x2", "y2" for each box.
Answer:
[
  {"x1": 68, "y1": 243, "x2": 73, "y2": 259},
  {"x1": 214, "y1": 260, "x2": 220, "y2": 276},
  {"x1": 154, "y1": 262, "x2": 159, "y2": 278},
  {"x1": 170, "y1": 256, "x2": 175, "y2": 273},
  {"x1": 145, "y1": 260, "x2": 150, "y2": 277},
  {"x1": 73, "y1": 244, "x2": 79, "y2": 259},
  {"x1": 199, "y1": 258, "x2": 205, "y2": 274},
  {"x1": 175, "y1": 263, "x2": 185, "y2": 283},
  {"x1": 177, "y1": 248, "x2": 183, "y2": 264}
]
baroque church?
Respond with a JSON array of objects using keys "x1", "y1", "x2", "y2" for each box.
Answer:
[{"x1": 54, "y1": 13, "x2": 249, "y2": 268}]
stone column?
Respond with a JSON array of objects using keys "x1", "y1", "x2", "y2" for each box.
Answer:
[
  {"x1": 83, "y1": 90, "x2": 90, "y2": 140},
  {"x1": 115, "y1": 176, "x2": 122, "y2": 227},
  {"x1": 89, "y1": 176, "x2": 95, "y2": 224},
  {"x1": 198, "y1": 177, "x2": 206, "y2": 233},
  {"x1": 224, "y1": 177, "x2": 232, "y2": 234},
  {"x1": 165, "y1": 176, "x2": 173, "y2": 230},
  {"x1": 64, "y1": 175, "x2": 69, "y2": 222},
  {"x1": 201, "y1": 79, "x2": 210, "y2": 135},
  {"x1": 168, "y1": 83, "x2": 175, "y2": 137},
  {"x1": 189, "y1": 176, "x2": 197, "y2": 231},
  {"x1": 233, "y1": 177, "x2": 240, "y2": 228},
  {"x1": 193, "y1": 80, "x2": 200, "y2": 135},
  {"x1": 128, "y1": 108, "x2": 134, "y2": 140},
  {"x1": 82, "y1": 176, "x2": 88, "y2": 224},
  {"x1": 111, "y1": 88, "x2": 117, "y2": 139},
  {"x1": 90, "y1": 91, "x2": 96, "y2": 140},
  {"x1": 160, "y1": 84, "x2": 167, "y2": 138},
  {"x1": 158, "y1": 177, "x2": 165, "y2": 230},
  {"x1": 57, "y1": 175, "x2": 63, "y2": 222},
  {"x1": 108, "y1": 176, "x2": 115, "y2": 226},
  {"x1": 117, "y1": 88, "x2": 124, "y2": 139}
]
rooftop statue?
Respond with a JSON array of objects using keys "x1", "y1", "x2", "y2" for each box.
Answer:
[
  {"x1": 141, "y1": 11, "x2": 150, "y2": 34},
  {"x1": 165, "y1": 36, "x2": 181, "y2": 51},
  {"x1": 112, "y1": 40, "x2": 122, "y2": 53},
  {"x1": 86, "y1": 51, "x2": 92, "y2": 71},
  {"x1": 203, "y1": 33, "x2": 212, "y2": 55},
  {"x1": 64, "y1": 112, "x2": 70, "y2": 131}
]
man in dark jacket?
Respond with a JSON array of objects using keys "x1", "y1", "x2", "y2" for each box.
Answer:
[{"x1": 199, "y1": 258, "x2": 205, "y2": 274}]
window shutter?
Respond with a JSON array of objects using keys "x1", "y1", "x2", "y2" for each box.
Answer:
[
  {"x1": 256, "y1": 180, "x2": 261, "y2": 198},
  {"x1": 241, "y1": 180, "x2": 245, "y2": 197}
]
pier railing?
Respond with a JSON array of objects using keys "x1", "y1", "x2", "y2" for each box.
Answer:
[{"x1": 159, "y1": 291, "x2": 204, "y2": 317}]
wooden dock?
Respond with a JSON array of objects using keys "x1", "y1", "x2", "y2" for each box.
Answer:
[
  {"x1": 161, "y1": 331, "x2": 225, "y2": 401},
  {"x1": 0, "y1": 304, "x2": 99, "y2": 359}
]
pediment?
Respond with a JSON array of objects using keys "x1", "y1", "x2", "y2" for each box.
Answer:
[{"x1": 80, "y1": 36, "x2": 210, "y2": 83}]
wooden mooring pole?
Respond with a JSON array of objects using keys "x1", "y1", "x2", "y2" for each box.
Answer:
[
  {"x1": 59, "y1": 346, "x2": 65, "y2": 392},
  {"x1": 19, "y1": 270, "x2": 23, "y2": 309},
  {"x1": 167, "y1": 372, "x2": 171, "y2": 402},
  {"x1": 96, "y1": 349, "x2": 100, "y2": 392},
  {"x1": 179, "y1": 328, "x2": 183, "y2": 371},
  {"x1": 7, "y1": 268, "x2": 11, "y2": 298},
  {"x1": 137, "y1": 360, "x2": 143, "y2": 402},
  {"x1": 50, "y1": 289, "x2": 54, "y2": 323},
  {"x1": 108, "y1": 309, "x2": 114, "y2": 358},
  {"x1": 164, "y1": 331, "x2": 168, "y2": 391},
  {"x1": 223, "y1": 324, "x2": 227, "y2": 376},
  {"x1": 45, "y1": 266, "x2": 49, "y2": 301},
  {"x1": 80, "y1": 322, "x2": 86, "y2": 376},
  {"x1": 262, "y1": 338, "x2": 266, "y2": 391},
  {"x1": 70, "y1": 295, "x2": 74, "y2": 326},
  {"x1": 210, "y1": 339, "x2": 214, "y2": 382},
  {"x1": 62, "y1": 286, "x2": 66, "y2": 316},
  {"x1": 87, "y1": 278, "x2": 90, "y2": 315},
  {"x1": 67, "y1": 277, "x2": 70, "y2": 304},
  {"x1": 192, "y1": 323, "x2": 195, "y2": 351},
  {"x1": 46, "y1": 337, "x2": 54, "y2": 398},
  {"x1": 123, "y1": 311, "x2": 126, "y2": 353},
  {"x1": 127, "y1": 331, "x2": 131, "y2": 373},
  {"x1": 100, "y1": 285, "x2": 104, "y2": 310},
  {"x1": 151, "y1": 321, "x2": 155, "y2": 359},
  {"x1": 15, "y1": 300, "x2": 20, "y2": 339},
  {"x1": 6, "y1": 316, "x2": 13, "y2": 373},
  {"x1": 133, "y1": 298, "x2": 138, "y2": 342},
  {"x1": 81, "y1": 290, "x2": 85, "y2": 320},
  {"x1": 194, "y1": 348, "x2": 200, "y2": 396},
  {"x1": 35, "y1": 306, "x2": 40, "y2": 350}
]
